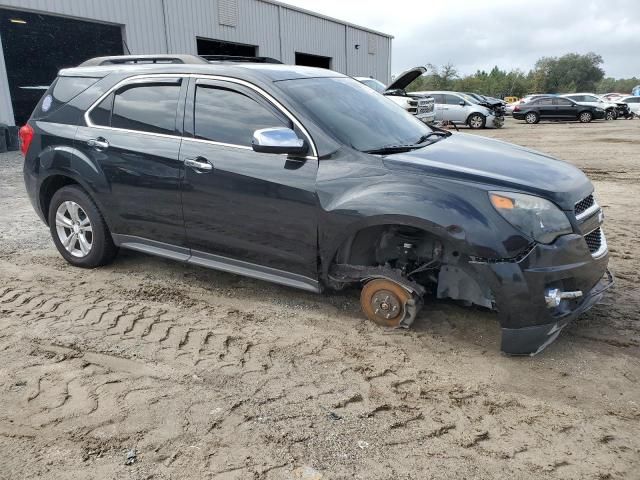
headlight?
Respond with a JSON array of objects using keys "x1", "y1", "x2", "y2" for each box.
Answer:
[{"x1": 489, "y1": 192, "x2": 572, "y2": 244}]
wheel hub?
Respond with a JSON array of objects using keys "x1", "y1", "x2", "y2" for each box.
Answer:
[
  {"x1": 360, "y1": 278, "x2": 413, "y2": 327},
  {"x1": 371, "y1": 290, "x2": 401, "y2": 319}
]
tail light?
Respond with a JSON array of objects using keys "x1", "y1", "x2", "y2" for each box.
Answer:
[
  {"x1": 19, "y1": 124, "x2": 34, "y2": 156},
  {"x1": 513, "y1": 105, "x2": 520, "y2": 112}
]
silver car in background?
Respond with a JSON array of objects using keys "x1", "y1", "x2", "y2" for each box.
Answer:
[{"x1": 414, "y1": 91, "x2": 504, "y2": 128}]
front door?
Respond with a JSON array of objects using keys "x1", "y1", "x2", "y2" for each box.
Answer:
[
  {"x1": 76, "y1": 77, "x2": 187, "y2": 246},
  {"x1": 179, "y1": 78, "x2": 319, "y2": 281}
]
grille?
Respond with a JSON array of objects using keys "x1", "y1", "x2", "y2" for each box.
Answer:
[
  {"x1": 584, "y1": 228, "x2": 602, "y2": 254},
  {"x1": 575, "y1": 194, "x2": 595, "y2": 216},
  {"x1": 417, "y1": 99, "x2": 434, "y2": 114}
]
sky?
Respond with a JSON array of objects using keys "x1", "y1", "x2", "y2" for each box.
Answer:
[{"x1": 280, "y1": 0, "x2": 640, "y2": 79}]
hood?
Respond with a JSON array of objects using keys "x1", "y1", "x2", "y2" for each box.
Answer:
[
  {"x1": 386, "y1": 66, "x2": 426, "y2": 92},
  {"x1": 382, "y1": 133, "x2": 592, "y2": 209}
]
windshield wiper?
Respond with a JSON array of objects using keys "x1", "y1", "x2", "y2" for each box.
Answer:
[
  {"x1": 413, "y1": 131, "x2": 450, "y2": 144},
  {"x1": 364, "y1": 130, "x2": 451, "y2": 155},
  {"x1": 363, "y1": 144, "x2": 418, "y2": 155}
]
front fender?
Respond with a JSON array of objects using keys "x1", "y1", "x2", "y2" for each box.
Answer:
[{"x1": 318, "y1": 173, "x2": 531, "y2": 277}]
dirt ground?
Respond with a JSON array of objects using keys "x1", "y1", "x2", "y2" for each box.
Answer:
[{"x1": 0, "y1": 118, "x2": 639, "y2": 480}]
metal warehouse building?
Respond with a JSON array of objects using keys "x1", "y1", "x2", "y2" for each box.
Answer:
[{"x1": 0, "y1": 0, "x2": 392, "y2": 136}]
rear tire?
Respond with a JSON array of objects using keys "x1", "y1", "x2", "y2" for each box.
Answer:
[
  {"x1": 579, "y1": 111, "x2": 593, "y2": 123},
  {"x1": 467, "y1": 113, "x2": 486, "y2": 129},
  {"x1": 48, "y1": 185, "x2": 117, "y2": 268},
  {"x1": 524, "y1": 112, "x2": 539, "y2": 124}
]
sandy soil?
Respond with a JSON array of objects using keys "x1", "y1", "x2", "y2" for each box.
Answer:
[{"x1": 0, "y1": 118, "x2": 639, "y2": 479}]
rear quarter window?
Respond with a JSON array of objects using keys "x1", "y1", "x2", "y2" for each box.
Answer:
[{"x1": 34, "y1": 76, "x2": 100, "y2": 118}]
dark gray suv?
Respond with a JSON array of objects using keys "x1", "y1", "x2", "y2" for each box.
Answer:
[{"x1": 21, "y1": 55, "x2": 612, "y2": 355}]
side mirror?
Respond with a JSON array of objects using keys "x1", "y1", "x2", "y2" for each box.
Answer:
[
  {"x1": 252, "y1": 127, "x2": 307, "y2": 155},
  {"x1": 459, "y1": 100, "x2": 466, "y2": 106}
]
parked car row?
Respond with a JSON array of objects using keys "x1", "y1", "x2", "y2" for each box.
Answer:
[
  {"x1": 505, "y1": 92, "x2": 639, "y2": 124},
  {"x1": 357, "y1": 69, "x2": 505, "y2": 129}
]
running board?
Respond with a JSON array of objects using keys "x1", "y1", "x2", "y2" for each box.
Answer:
[{"x1": 112, "y1": 234, "x2": 321, "y2": 293}]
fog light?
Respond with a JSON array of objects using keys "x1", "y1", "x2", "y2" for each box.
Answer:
[{"x1": 545, "y1": 288, "x2": 583, "y2": 308}]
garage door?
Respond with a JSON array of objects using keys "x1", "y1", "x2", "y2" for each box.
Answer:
[{"x1": 0, "y1": 9, "x2": 123, "y2": 125}]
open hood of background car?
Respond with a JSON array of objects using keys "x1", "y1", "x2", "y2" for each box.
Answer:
[{"x1": 386, "y1": 66, "x2": 426, "y2": 92}]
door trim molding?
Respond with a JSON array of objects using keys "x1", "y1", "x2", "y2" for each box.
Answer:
[{"x1": 112, "y1": 234, "x2": 321, "y2": 293}]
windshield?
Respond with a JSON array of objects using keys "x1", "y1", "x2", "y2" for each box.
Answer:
[
  {"x1": 277, "y1": 77, "x2": 432, "y2": 152},
  {"x1": 360, "y1": 78, "x2": 386, "y2": 93}
]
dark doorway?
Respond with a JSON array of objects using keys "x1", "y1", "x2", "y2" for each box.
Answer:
[
  {"x1": 295, "y1": 52, "x2": 331, "y2": 69},
  {"x1": 196, "y1": 38, "x2": 257, "y2": 57},
  {"x1": 0, "y1": 8, "x2": 124, "y2": 125}
]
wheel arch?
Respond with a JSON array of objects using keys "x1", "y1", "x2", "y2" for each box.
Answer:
[
  {"x1": 321, "y1": 214, "x2": 470, "y2": 279},
  {"x1": 35, "y1": 146, "x2": 114, "y2": 229},
  {"x1": 466, "y1": 110, "x2": 486, "y2": 124}
]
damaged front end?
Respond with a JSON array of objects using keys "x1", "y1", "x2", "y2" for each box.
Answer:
[{"x1": 481, "y1": 100, "x2": 506, "y2": 128}]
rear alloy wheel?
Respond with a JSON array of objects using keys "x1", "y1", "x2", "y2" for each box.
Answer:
[
  {"x1": 579, "y1": 111, "x2": 593, "y2": 123},
  {"x1": 360, "y1": 278, "x2": 411, "y2": 328},
  {"x1": 524, "y1": 112, "x2": 539, "y2": 124},
  {"x1": 467, "y1": 113, "x2": 486, "y2": 129},
  {"x1": 48, "y1": 185, "x2": 118, "y2": 268},
  {"x1": 605, "y1": 109, "x2": 616, "y2": 121}
]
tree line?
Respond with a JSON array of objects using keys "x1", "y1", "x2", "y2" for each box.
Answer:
[{"x1": 405, "y1": 52, "x2": 639, "y2": 99}]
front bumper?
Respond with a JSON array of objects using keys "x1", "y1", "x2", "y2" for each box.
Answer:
[
  {"x1": 417, "y1": 112, "x2": 436, "y2": 124},
  {"x1": 501, "y1": 269, "x2": 614, "y2": 355},
  {"x1": 468, "y1": 233, "x2": 611, "y2": 355}
]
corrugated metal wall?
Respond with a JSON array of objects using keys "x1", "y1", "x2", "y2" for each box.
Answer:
[
  {"x1": 0, "y1": 0, "x2": 392, "y2": 125},
  {"x1": 278, "y1": 6, "x2": 347, "y2": 72},
  {"x1": 0, "y1": 0, "x2": 168, "y2": 53},
  {"x1": 162, "y1": 0, "x2": 281, "y2": 58},
  {"x1": 0, "y1": 32, "x2": 13, "y2": 126},
  {"x1": 346, "y1": 26, "x2": 392, "y2": 83}
]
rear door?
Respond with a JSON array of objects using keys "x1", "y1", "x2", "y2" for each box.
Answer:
[
  {"x1": 75, "y1": 77, "x2": 187, "y2": 246},
  {"x1": 179, "y1": 78, "x2": 319, "y2": 281}
]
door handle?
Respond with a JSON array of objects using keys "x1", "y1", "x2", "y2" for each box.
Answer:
[
  {"x1": 87, "y1": 137, "x2": 109, "y2": 150},
  {"x1": 185, "y1": 157, "x2": 213, "y2": 172}
]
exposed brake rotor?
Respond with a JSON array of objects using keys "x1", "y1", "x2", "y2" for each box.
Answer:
[{"x1": 360, "y1": 278, "x2": 422, "y2": 328}]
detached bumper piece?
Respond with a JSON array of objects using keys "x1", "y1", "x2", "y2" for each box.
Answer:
[{"x1": 501, "y1": 269, "x2": 614, "y2": 356}]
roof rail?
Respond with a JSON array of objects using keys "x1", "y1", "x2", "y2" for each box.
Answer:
[
  {"x1": 78, "y1": 54, "x2": 209, "y2": 67},
  {"x1": 200, "y1": 55, "x2": 283, "y2": 64}
]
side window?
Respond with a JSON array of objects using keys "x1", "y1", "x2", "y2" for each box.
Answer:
[
  {"x1": 584, "y1": 95, "x2": 599, "y2": 102},
  {"x1": 194, "y1": 84, "x2": 289, "y2": 146},
  {"x1": 89, "y1": 93, "x2": 114, "y2": 127},
  {"x1": 566, "y1": 95, "x2": 581, "y2": 102},
  {"x1": 430, "y1": 94, "x2": 444, "y2": 104},
  {"x1": 445, "y1": 94, "x2": 462, "y2": 105},
  {"x1": 554, "y1": 98, "x2": 572, "y2": 106},
  {"x1": 535, "y1": 98, "x2": 553, "y2": 106},
  {"x1": 111, "y1": 82, "x2": 181, "y2": 135}
]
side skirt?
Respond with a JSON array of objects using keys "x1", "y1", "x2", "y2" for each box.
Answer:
[{"x1": 112, "y1": 234, "x2": 321, "y2": 294}]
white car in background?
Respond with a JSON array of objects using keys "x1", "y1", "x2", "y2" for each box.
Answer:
[
  {"x1": 617, "y1": 96, "x2": 640, "y2": 117},
  {"x1": 561, "y1": 93, "x2": 619, "y2": 120},
  {"x1": 355, "y1": 67, "x2": 436, "y2": 124},
  {"x1": 414, "y1": 91, "x2": 504, "y2": 128}
]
